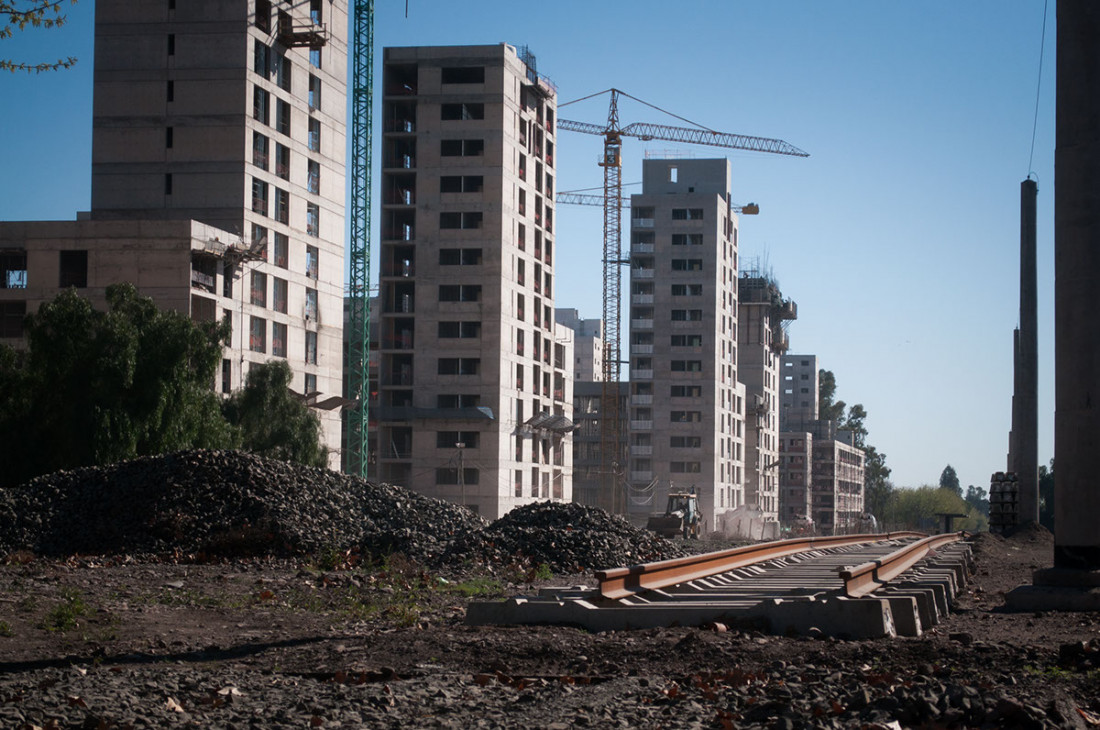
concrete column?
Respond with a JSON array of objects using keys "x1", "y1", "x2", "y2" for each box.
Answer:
[
  {"x1": 1015, "y1": 179, "x2": 1039, "y2": 524},
  {"x1": 1054, "y1": 0, "x2": 1100, "y2": 569}
]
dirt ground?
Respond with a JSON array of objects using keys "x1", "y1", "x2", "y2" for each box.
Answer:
[{"x1": 2, "y1": 527, "x2": 1099, "y2": 728}]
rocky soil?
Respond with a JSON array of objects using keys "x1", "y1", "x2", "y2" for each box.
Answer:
[{"x1": 1, "y1": 451, "x2": 1098, "y2": 728}]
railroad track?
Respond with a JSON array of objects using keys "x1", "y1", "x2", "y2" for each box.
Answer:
[{"x1": 467, "y1": 532, "x2": 973, "y2": 638}]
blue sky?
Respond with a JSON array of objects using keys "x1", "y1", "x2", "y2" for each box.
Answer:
[{"x1": 1, "y1": 1, "x2": 1055, "y2": 493}]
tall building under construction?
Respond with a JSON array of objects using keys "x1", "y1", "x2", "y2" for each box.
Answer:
[
  {"x1": 1, "y1": 0, "x2": 350, "y2": 465},
  {"x1": 626, "y1": 158, "x2": 745, "y2": 532},
  {"x1": 375, "y1": 44, "x2": 573, "y2": 517}
]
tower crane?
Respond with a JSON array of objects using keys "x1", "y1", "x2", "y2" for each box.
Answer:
[
  {"x1": 557, "y1": 88, "x2": 807, "y2": 516},
  {"x1": 344, "y1": 0, "x2": 374, "y2": 477}
]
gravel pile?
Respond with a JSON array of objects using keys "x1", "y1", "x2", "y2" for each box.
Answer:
[
  {"x1": 0, "y1": 450, "x2": 484, "y2": 563},
  {"x1": 447, "y1": 501, "x2": 688, "y2": 573},
  {"x1": 0, "y1": 450, "x2": 676, "y2": 572}
]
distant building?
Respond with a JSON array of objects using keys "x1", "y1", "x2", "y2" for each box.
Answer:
[
  {"x1": 374, "y1": 44, "x2": 572, "y2": 518},
  {"x1": 1, "y1": 0, "x2": 349, "y2": 466},
  {"x1": 812, "y1": 434, "x2": 865, "y2": 534},
  {"x1": 555, "y1": 309, "x2": 603, "y2": 383},
  {"x1": 737, "y1": 274, "x2": 797, "y2": 526},
  {"x1": 780, "y1": 354, "x2": 819, "y2": 428},
  {"x1": 570, "y1": 380, "x2": 628, "y2": 508}
]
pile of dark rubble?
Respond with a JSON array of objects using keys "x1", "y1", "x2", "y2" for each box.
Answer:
[
  {"x1": 0, "y1": 450, "x2": 484, "y2": 563},
  {"x1": 0, "y1": 450, "x2": 681, "y2": 571},
  {"x1": 447, "y1": 500, "x2": 687, "y2": 574}
]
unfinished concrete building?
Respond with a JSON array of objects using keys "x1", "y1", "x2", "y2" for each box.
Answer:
[
  {"x1": 737, "y1": 274, "x2": 796, "y2": 527},
  {"x1": 812, "y1": 433, "x2": 865, "y2": 534},
  {"x1": 626, "y1": 158, "x2": 745, "y2": 533},
  {"x1": 1, "y1": 0, "x2": 349, "y2": 465},
  {"x1": 555, "y1": 309, "x2": 604, "y2": 383},
  {"x1": 375, "y1": 44, "x2": 572, "y2": 518},
  {"x1": 778, "y1": 353, "x2": 818, "y2": 527}
]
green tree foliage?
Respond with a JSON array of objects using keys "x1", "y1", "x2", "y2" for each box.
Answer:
[
  {"x1": 222, "y1": 360, "x2": 328, "y2": 468},
  {"x1": 888, "y1": 486, "x2": 988, "y2": 533},
  {"x1": 965, "y1": 484, "x2": 990, "y2": 517},
  {"x1": 0, "y1": 285, "x2": 233, "y2": 486},
  {"x1": 841, "y1": 403, "x2": 868, "y2": 448},
  {"x1": 816, "y1": 369, "x2": 893, "y2": 522},
  {"x1": 1, "y1": 0, "x2": 77, "y2": 73},
  {"x1": 939, "y1": 464, "x2": 962, "y2": 497},
  {"x1": 1038, "y1": 459, "x2": 1054, "y2": 531},
  {"x1": 862, "y1": 445, "x2": 894, "y2": 518},
  {"x1": 818, "y1": 369, "x2": 846, "y2": 423}
]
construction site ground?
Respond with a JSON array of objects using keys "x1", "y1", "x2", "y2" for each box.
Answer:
[{"x1": 2, "y1": 525, "x2": 1099, "y2": 728}]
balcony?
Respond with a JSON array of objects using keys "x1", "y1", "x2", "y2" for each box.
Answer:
[
  {"x1": 630, "y1": 471, "x2": 653, "y2": 482},
  {"x1": 632, "y1": 369, "x2": 653, "y2": 380},
  {"x1": 631, "y1": 293, "x2": 653, "y2": 305},
  {"x1": 632, "y1": 242, "x2": 654, "y2": 254},
  {"x1": 633, "y1": 269, "x2": 654, "y2": 280},
  {"x1": 631, "y1": 394, "x2": 653, "y2": 405},
  {"x1": 633, "y1": 218, "x2": 654, "y2": 228},
  {"x1": 631, "y1": 319, "x2": 653, "y2": 330},
  {"x1": 631, "y1": 343, "x2": 653, "y2": 354},
  {"x1": 630, "y1": 445, "x2": 653, "y2": 456}
]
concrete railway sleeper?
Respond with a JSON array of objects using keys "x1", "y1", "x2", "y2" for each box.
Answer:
[{"x1": 466, "y1": 533, "x2": 974, "y2": 638}]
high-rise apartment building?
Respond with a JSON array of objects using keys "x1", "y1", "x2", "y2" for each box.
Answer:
[
  {"x1": 1, "y1": 0, "x2": 348, "y2": 466},
  {"x1": 376, "y1": 44, "x2": 572, "y2": 518},
  {"x1": 627, "y1": 159, "x2": 744, "y2": 533},
  {"x1": 780, "y1": 354, "x2": 819, "y2": 428},
  {"x1": 737, "y1": 275, "x2": 796, "y2": 524}
]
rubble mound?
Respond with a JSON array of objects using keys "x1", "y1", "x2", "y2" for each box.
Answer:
[
  {"x1": 0, "y1": 450, "x2": 485, "y2": 562},
  {"x1": 0, "y1": 451, "x2": 681, "y2": 572},
  {"x1": 447, "y1": 501, "x2": 689, "y2": 574}
]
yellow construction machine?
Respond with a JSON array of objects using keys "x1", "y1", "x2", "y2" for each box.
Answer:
[{"x1": 647, "y1": 492, "x2": 700, "y2": 539}]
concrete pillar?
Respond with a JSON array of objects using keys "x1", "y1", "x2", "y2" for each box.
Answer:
[
  {"x1": 1015, "y1": 179, "x2": 1039, "y2": 524},
  {"x1": 1054, "y1": 0, "x2": 1100, "y2": 570}
]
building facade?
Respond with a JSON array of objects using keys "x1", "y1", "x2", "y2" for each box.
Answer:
[
  {"x1": 2, "y1": 0, "x2": 349, "y2": 465},
  {"x1": 737, "y1": 275, "x2": 796, "y2": 525},
  {"x1": 555, "y1": 309, "x2": 603, "y2": 383},
  {"x1": 779, "y1": 353, "x2": 819, "y2": 428},
  {"x1": 376, "y1": 44, "x2": 572, "y2": 518},
  {"x1": 812, "y1": 435, "x2": 866, "y2": 534},
  {"x1": 626, "y1": 158, "x2": 744, "y2": 533}
]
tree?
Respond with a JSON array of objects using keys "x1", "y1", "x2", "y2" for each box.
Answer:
[
  {"x1": 862, "y1": 445, "x2": 894, "y2": 518},
  {"x1": 939, "y1": 464, "x2": 962, "y2": 497},
  {"x1": 1, "y1": 0, "x2": 77, "y2": 73},
  {"x1": 965, "y1": 485, "x2": 989, "y2": 517},
  {"x1": 1038, "y1": 459, "x2": 1054, "y2": 531},
  {"x1": 841, "y1": 403, "x2": 868, "y2": 448},
  {"x1": 818, "y1": 369, "x2": 846, "y2": 423},
  {"x1": 890, "y1": 486, "x2": 988, "y2": 533},
  {"x1": 222, "y1": 360, "x2": 328, "y2": 468},
  {"x1": 0, "y1": 285, "x2": 233, "y2": 486}
]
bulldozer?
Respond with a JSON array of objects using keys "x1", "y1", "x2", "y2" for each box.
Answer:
[{"x1": 647, "y1": 492, "x2": 700, "y2": 539}]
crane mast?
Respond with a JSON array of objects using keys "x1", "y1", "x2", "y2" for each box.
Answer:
[
  {"x1": 344, "y1": 0, "x2": 374, "y2": 477},
  {"x1": 598, "y1": 90, "x2": 625, "y2": 515},
  {"x1": 559, "y1": 88, "x2": 806, "y2": 516}
]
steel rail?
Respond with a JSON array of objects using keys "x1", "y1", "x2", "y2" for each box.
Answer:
[
  {"x1": 839, "y1": 531, "x2": 966, "y2": 598},
  {"x1": 595, "y1": 532, "x2": 926, "y2": 600}
]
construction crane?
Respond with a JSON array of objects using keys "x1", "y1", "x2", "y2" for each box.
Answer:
[
  {"x1": 556, "y1": 190, "x2": 760, "y2": 216},
  {"x1": 557, "y1": 88, "x2": 808, "y2": 516},
  {"x1": 343, "y1": 0, "x2": 374, "y2": 477}
]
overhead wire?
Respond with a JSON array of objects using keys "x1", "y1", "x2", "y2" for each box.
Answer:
[{"x1": 1027, "y1": 0, "x2": 1049, "y2": 179}]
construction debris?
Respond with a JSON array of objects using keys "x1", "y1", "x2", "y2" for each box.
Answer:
[{"x1": 0, "y1": 450, "x2": 681, "y2": 572}]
